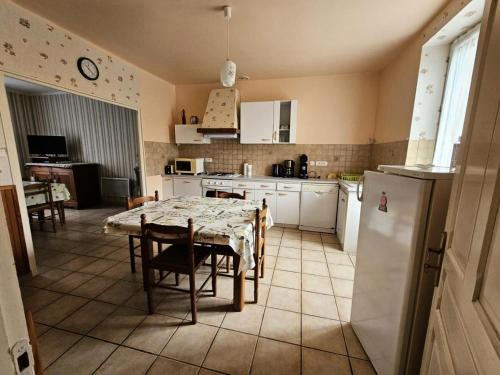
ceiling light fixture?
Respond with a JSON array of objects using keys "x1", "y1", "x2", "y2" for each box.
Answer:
[{"x1": 220, "y1": 6, "x2": 236, "y2": 87}]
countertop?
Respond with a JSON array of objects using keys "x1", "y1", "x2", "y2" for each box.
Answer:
[
  {"x1": 339, "y1": 180, "x2": 361, "y2": 192},
  {"x1": 164, "y1": 174, "x2": 339, "y2": 184},
  {"x1": 26, "y1": 162, "x2": 98, "y2": 168}
]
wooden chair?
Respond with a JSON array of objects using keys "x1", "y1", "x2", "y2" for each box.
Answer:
[
  {"x1": 27, "y1": 177, "x2": 65, "y2": 226},
  {"x1": 126, "y1": 191, "x2": 159, "y2": 273},
  {"x1": 140, "y1": 215, "x2": 216, "y2": 323},
  {"x1": 25, "y1": 182, "x2": 57, "y2": 233},
  {"x1": 253, "y1": 199, "x2": 268, "y2": 303}
]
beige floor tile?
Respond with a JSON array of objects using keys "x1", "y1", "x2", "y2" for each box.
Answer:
[
  {"x1": 46, "y1": 337, "x2": 116, "y2": 374},
  {"x1": 342, "y1": 322, "x2": 368, "y2": 360},
  {"x1": 267, "y1": 236, "x2": 281, "y2": 246},
  {"x1": 22, "y1": 288, "x2": 63, "y2": 312},
  {"x1": 57, "y1": 300, "x2": 116, "y2": 334},
  {"x1": 251, "y1": 337, "x2": 301, "y2": 375},
  {"x1": 267, "y1": 229, "x2": 283, "y2": 238},
  {"x1": 24, "y1": 268, "x2": 72, "y2": 289},
  {"x1": 35, "y1": 323, "x2": 51, "y2": 337},
  {"x1": 332, "y1": 278, "x2": 354, "y2": 298},
  {"x1": 278, "y1": 246, "x2": 301, "y2": 259},
  {"x1": 350, "y1": 357, "x2": 378, "y2": 375},
  {"x1": 95, "y1": 346, "x2": 156, "y2": 374},
  {"x1": 161, "y1": 322, "x2": 218, "y2": 366},
  {"x1": 205, "y1": 276, "x2": 233, "y2": 301},
  {"x1": 39, "y1": 252, "x2": 79, "y2": 268},
  {"x1": 96, "y1": 280, "x2": 142, "y2": 305},
  {"x1": 302, "y1": 250, "x2": 326, "y2": 262},
  {"x1": 87, "y1": 244, "x2": 121, "y2": 258},
  {"x1": 245, "y1": 280, "x2": 270, "y2": 306},
  {"x1": 203, "y1": 328, "x2": 257, "y2": 375},
  {"x1": 328, "y1": 264, "x2": 355, "y2": 280},
  {"x1": 104, "y1": 247, "x2": 130, "y2": 261},
  {"x1": 325, "y1": 253, "x2": 352, "y2": 265},
  {"x1": 301, "y1": 241, "x2": 324, "y2": 251},
  {"x1": 260, "y1": 307, "x2": 301, "y2": 344},
  {"x1": 265, "y1": 255, "x2": 277, "y2": 268},
  {"x1": 88, "y1": 306, "x2": 146, "y2": 344},
  {"x1": 302, "y1": 314, "x2": 347, "y2": 354},
  {"x1": 267, "y1": 286, "x2": 301, "y2": 312},
  {"x1": 156, "y1": 290, "x2": 192, "y2": 319},
  {"x1": 321, "y1": 234, "x2": 340, "y2": 244},
  {"x1": 302, "y1": 260, "x2": 329, "y2": 276},
  {"x1": 47, "y1": 272, "x2": 94, "y2": 293},
  {"x1": 302, "y1": 291, "x2": 339, "y2": 320},
  {"x1": 323, "y1": 243, "x2": 343, "y2": 252},
  {"x1": 34, "y1": 295, "x2": 89, "y2": 326},
  {"x1": 301, "y1": 233, "x2": 321, "y2": 242},
  {"x1": 100, "y1": 262, "x2": 139, "y2": 281},
  {"x1": 275, "y1": 257, "x2": 301, "y2": 273},
  {"x1": 147, "y1": 357, "x2": 199, "y2": 375},
  {"x1": 265, "y1": 244, "x2": 279, "y2": 256},
  {"x1": 302, "y1": 274, "x2": 333, "y2": 295},
  {"x1": 281, "y1": 239, "x2": 301, "y2": 248},
  {"x1": 198, "y1": 369, "x2": 225, "y2": 375},
  {"x1": 186, "y1": 297, "x2": 231, "y2": 326},
  {"x1": 70, "y1": 275, "x2": 118, "y2": 299},
  {"x1": 222, "y1": 303, "x2": 265, "y2": 335},
  {"x1": 336, "y1": 297, "x2": 352, "y2": 322},
  {"x1": 124, "y1": 314, "x2": 182, "y2": 354},
  {"x1": 302, "y1": 347, "x2": 351, "y2": 375},
  {"x1": 38, "y1": 328, "x2": 81, "y2": 369},
  {"x1": 79, "y1": 258, "x2": 119, "y2": 275},
  {"x1": 271, "y1": 270, "x2": 301, "y2": 289},
  {"x1": 257, "y1": 265, "x2": 274, "y2": 285},
  {"x1": 58, "y1": 255, "x2": 100, "y2": 271},
  {"x1": 350, "y1": 255, "x2": 357, "y2": 265}
]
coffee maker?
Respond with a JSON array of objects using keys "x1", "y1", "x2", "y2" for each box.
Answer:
[
  {"x1": 283, "y1": 160, "x2": 295, "y2": 178},
  {"x1": 299, "y1": 154, "x2": 308, "y2": 179}
]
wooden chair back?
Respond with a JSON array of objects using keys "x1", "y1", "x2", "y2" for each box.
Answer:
[
  {"x1": 140, "y1": 214, "x2": 195, "y2": 268},
  {"x1": 216, "y1": 190, "x2": 247, "y2": 200},
  {"x1": 127, "y1": 190, "x2": 159, "y2": 210},
  {"x1": 254, "y1": 198, "x2": 268, "y2": 258},
  {"x1": 24, "y1": 182, "x2": 54, "y2": 212}
]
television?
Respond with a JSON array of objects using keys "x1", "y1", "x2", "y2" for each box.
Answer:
[{"x1": 27, "y1": 135, "x2": 68, "y2": 156}]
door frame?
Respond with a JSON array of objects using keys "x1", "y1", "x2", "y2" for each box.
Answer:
[{"x1": 0, "y1": 71, "x2": 147, "y2": 275}]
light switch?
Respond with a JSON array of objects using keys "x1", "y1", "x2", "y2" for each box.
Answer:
[
  {"x1": 309, "y1": 161, "x2": 316, "y2": 166},
  {"x1": 316, "y1": 161, "x2": 328, "y2": 167}
]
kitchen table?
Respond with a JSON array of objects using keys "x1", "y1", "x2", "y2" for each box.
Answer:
[{"x1": 103, "y1": 195, "x2": 273, "y2": 311}]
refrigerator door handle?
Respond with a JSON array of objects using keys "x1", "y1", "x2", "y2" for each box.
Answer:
[{"x1": 356, "y1": 175, "x2": 364, "y2": 202}]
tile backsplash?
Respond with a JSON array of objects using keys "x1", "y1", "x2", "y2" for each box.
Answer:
[{"x1": 145, "y1": 139, "x2": 408, "y2": 177}]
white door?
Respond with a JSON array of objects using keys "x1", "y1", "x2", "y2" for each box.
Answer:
[
  {"x1": 276, "y1": 191, "x2": 300, "y2": 225},
  {"x1": 173, "y1": 178, "x2": 202, "y2": 197},
  {"x1": 254, "y1": 190, "x2": 277, "y2": 221},
  {"x1": 240, "y1": 101, "x2": 274, "y2": 144},
  {"x1": 337, "y1": 189, "x2": 348, "y2": 244},
  {"x1": 421, "y1": 2, "x2": 500, "y2": 374}
]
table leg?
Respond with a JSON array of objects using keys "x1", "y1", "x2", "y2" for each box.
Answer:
[{"x1": 233, "y1": 255, "x2": 245, "y2": 311}]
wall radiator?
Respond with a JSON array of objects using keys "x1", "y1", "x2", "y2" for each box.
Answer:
[{"x1": 100, "y1": 177, "x2": 131, "y2": 201}]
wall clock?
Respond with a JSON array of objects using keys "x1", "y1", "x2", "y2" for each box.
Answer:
[{"x1": 77, "y1": 57, "x2": 99, "y2": 80}]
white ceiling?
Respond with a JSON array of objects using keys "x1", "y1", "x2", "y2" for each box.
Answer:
[
  {"x1": 12, "y1": 0, "x2": 448, "y2": 84},
  {"x1": 5, "y1": 77, "x2": 60, "y2": 94}
]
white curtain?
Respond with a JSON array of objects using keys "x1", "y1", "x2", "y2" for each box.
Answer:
[{"x1": 433, "y1": 25, "x2": 480, "y2": 167}]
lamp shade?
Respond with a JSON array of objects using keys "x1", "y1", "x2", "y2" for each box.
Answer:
[{"x1": 220, "y1": 60, "x2": 236, "y2": 87}]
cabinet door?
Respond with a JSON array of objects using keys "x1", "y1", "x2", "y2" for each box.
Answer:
[
  {"x1": 233, "y1": 188, "x2": 254, "y2": 200},
  {"x1": 276, "y1": 191, "x2": 300, "y2": 225},
  {"x1": 30, "y1": 166, "x2": 52, "y2": 182},
  {"x1": 254, "y1": 190, "x2": 277, "y2": 221},
  {"x1": 173, "y1": 178, "x2": 202, "y2": 197},
  {"x1": 273, "y1": 100, "x2": 297, "y2": 144},
  {"x1": 175, "y1": 125, "x2": 210, "y2": 144},
  {"x1": 240, "y1": 101, "x2": 274, "y2": 144},
  {"x1": 337, "y1": 189, "x2": 348, "y2": 244}
]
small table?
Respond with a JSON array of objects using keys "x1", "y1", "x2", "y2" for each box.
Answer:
[
  {"x1": 23, "y1": 181, "x2": 71, "y2": 223},
  {"x1": 103, "y1": 196, "x2": 273, "y2": 311}
]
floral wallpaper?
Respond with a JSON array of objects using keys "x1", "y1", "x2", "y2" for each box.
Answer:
[
  {"x1": 0, "y1": 0, "x2": 139, "y2": 107},
  {"x1": 202, "y1": 88, "x2": 239, "y2": 129}
]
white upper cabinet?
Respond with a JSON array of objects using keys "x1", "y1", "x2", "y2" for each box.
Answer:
[
  {"x1": 175, "y1": 125, "x2": 211, "y2": 144},
  {"x1": 240, "y1": 100, "x2": 297, "y2": 144}
]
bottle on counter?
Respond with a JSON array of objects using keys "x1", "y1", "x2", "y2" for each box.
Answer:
[
  {"x1": 246, "y1": 164, "x2": 253, "y2": 177},
  {"x1": 243, "y1": 163, "x2": 248, "y2": 177}
]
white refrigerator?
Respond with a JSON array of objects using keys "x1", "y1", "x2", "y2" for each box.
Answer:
[{"x1": 351, "y1": 165, "x2": 453, "y2": 375}]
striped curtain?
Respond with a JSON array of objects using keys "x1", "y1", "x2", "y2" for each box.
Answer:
[{"x1": 7, "y1": 91, "x2": 140, "y2": 181}]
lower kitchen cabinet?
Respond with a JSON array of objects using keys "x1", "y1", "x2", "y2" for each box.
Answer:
[
  {"x1": 254, "y1": 189, "x2": 277, "y2": 220},
  {"x1": 233, "y1": 188, "x2": 254, "y2": 200},
  {"x1": 276, "y1": 191, "x2": 300, "y2": 225},
  {"x1": 173, "y1": 177, "x2": 202, "y2": 196},
  {"x1": 336, "y1": 185, "x2": 361, "y2": 253}
]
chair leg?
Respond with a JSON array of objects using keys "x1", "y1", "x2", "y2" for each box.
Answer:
[
  {"x1": 175, "y1": 273, "x2": 180, "y2": 286},
  {"x1": 128, "y1": 236, "x2": 136, "y2": 273},
  {"x1": 226, "y1": 256, "x2": 230, "y2": 273},
  {"x1": 57, "y1": 202, "x2": 64, "y2": 226},
  {"x1": 254, "y1": 254, "x2": 259, "y2": 303},
  {"x1": 146, "y1": 268, "x2": 155, "y2": 314},
  {"x1": 189, "y1": 274, "x2": 197, "y2": 324},
  {"x1": 158, "y1": 243, "x2": 164, "y2": 279},
  {"x1": 260, "y1": 255, "x2": 265, "y2": 278},
  {"x1": 211, "y1": 252, "x2": 217, "y2": 296}
]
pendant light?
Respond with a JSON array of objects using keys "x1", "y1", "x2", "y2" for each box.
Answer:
[{"x1": 220, "y1": 6, "x2": 236, "y2": 87}]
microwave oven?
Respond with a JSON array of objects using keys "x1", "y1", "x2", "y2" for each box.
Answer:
[{"x1": 174, "y1": 158, "x2": 205, "y2": 175}]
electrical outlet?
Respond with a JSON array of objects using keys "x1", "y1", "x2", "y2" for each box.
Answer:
[
  {"x1": 205, "y1": 158, "x2": 213, "y2": 163},
  {"x1": 309, "y1": 161, "x2": 316, "y2": 166},
  {"x1": 316, "y1": 161, "x2": 328, "y2": 167}
]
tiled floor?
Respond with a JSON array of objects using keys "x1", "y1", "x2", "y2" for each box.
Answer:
[{"x1": 19, "y1": 206, "x2": 375, "y2": 375}]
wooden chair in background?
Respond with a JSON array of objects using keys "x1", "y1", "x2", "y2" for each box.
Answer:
[
  {"x1": 24, "y1": 182, "x2": 57, "y2": 233},
  {"x1": 140, "y1": 215, "x2": 216, "y2": 323},
  {"x1": 126, "y1": 190, "x2": 159, "y2": 273}
]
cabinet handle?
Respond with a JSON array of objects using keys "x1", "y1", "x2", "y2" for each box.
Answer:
[
  {"x1": 278, "y1": 193, "x2": 287, "y2": 196},
  {"x1": 192, "y1": 139, "x2": 201, "y2": 142},
  {"x1": 260, "y1": 185, "x2": 270, "y2": 188},
  {"x1": 261, "y1": 139, "x2": 271, "y2": 142},
  {"x1": 238, "y1": 184, "x2": 246, "y2": 187},
  {"x1": 341, "y1": 198, "x2": 345, "y2": 202},
  {"x1": 273, "y1": 131, "x2": 277, "y2": 142},
  {"x1": 265, "y1": 193, "x2": 274, "y2": 196},
  {"x1": 183, "y1": 181, "x2": 191, "y2": 184},
  {"x1": 283, "y1": 186, "x2": 293, "y2": 189}
]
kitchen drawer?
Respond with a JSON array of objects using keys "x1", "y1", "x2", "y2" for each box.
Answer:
[
  {"x1": 253, "y1": 181, "x2": 277, "y2": 190},
  {"x1": 232, "y1": 180, "x2": 255, "y2": 189},
  {"x1": 277, "y1": 182, "x2": 301, "y2": 192}
]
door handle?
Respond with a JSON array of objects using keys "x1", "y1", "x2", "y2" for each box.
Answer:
[
  {"x1": 356, "y1": 175, "x2": 364, "y2": 202},
  {"x1": 261, "y1": 139, "x2": 270, "y2": 142}
]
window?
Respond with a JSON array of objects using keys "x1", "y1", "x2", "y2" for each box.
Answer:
[{"x1": 433, "y1": 25, "x2": 480, "y2": 167}]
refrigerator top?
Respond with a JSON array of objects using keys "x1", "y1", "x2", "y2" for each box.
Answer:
[{"x1": 377, "y1": 165, "x2": 455, "y2": 180}]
